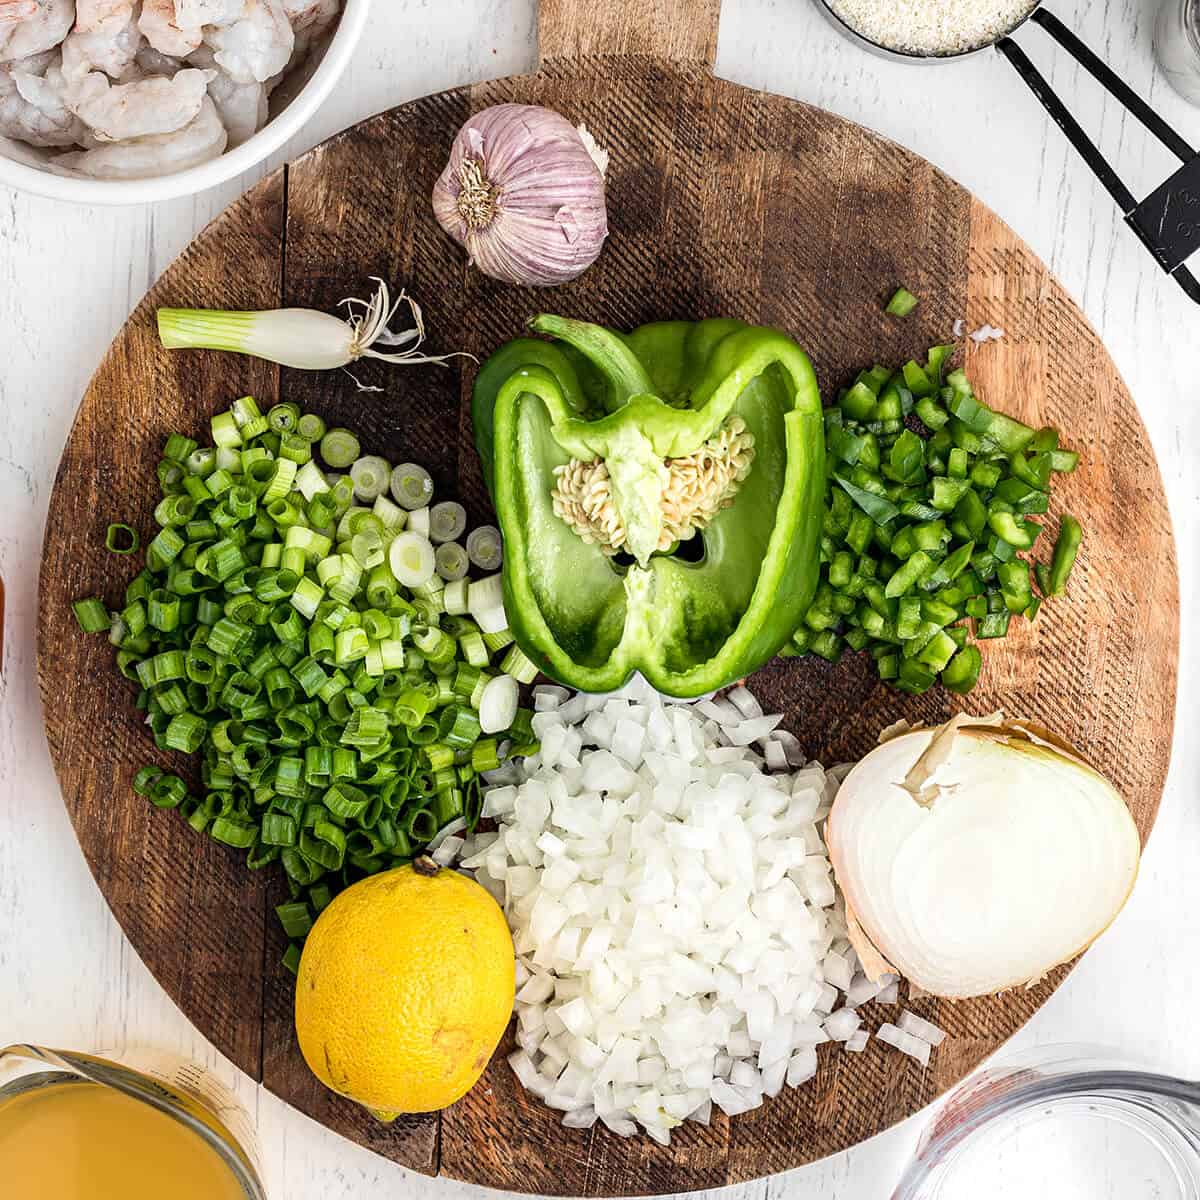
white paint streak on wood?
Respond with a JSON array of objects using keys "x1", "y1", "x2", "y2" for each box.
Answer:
[{"x1": 1, "y1": 0, "x2": 1198, "y2": 1196}]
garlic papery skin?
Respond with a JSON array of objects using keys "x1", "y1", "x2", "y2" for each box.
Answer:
[
  {"x1": 826, "y1": 717, "x2": 1140, "y2": 1000},
  {"x1": 432, "y1": 103, "x2": 609, "y2": 287}
]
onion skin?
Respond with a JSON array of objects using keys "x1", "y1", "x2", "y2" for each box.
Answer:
[
  {"x1": 828, "y1": 717, "x2": 1141, "y2": 1000},
  {"x1": 431, "y1": 103, "x2": 609, "y2": 287}
]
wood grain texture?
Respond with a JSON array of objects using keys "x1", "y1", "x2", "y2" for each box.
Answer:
[
  {"x1": 35, "y1": 0, "x2": 1178, "y2": 1194},
  {"x1": 538, "y1": 0, "x2": 721, "y2": 65}
]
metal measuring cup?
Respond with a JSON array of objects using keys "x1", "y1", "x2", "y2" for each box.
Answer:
[{"x1": 817, "y1": 2, "x2": 1200, "y2": 306}]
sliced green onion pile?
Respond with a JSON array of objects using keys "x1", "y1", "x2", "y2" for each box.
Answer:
[
  {"x1": 788, "y1": 346, "x2": 1082, "y2": 695},
  {"x1": 74, "y1": 396, "x2": 534, "y2": 968}
]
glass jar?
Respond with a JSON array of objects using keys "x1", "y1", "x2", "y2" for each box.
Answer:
[
  {"x1": 1156, "y1": 0, "x2": 1200, "y2": 105},
  {"x1": 892, "y1": 1044, "x2": 1200, "y2": 1200}
]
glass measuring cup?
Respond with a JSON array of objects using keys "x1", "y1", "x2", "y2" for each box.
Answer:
[
  {"x1": 0, "y1": 1044, "x2": 267, "y2": 1200},
  {"x1": 1156, "y1": 0, "x2": 1200, "y2": 106},
  {"x1": 816, "y1": 2, "x2": 1200, "y2": 306},
  {"x1": 891, "y1": 1044, "x2": 1200, "y2": 1199}
]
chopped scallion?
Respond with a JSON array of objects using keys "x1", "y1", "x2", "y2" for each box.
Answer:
[
  {"x1": 349, "y1": 455, "x2": 391, "y2": 502},
  {"x1": 390, "y1": 463, "x2": 433, "y2": 511},
  {"x1": 73, "y1": 598, "x2": 110, "y2": 633},
  {"x1": 435, "y1": 541, "x2": 470, "y2": 582},
  {"x1": 465, "y1": 525, "x2": 503, "y2": 571},
  {"x1": 429, "y1": 502, "x2": 467, "y2": 545},
  {"x1": 105, "y1": 523, "x2": 139, "y2": 554},
  {"x1": 320, "y1": 428, "x2": 360, "y2": 469},
  {"x1": 73, "y1": 395, "x2": 531, "y2": 958}
]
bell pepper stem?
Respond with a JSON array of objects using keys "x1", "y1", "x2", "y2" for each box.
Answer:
[{"x1": 530, "y1": 314, "x2": 654, "y2": 409}]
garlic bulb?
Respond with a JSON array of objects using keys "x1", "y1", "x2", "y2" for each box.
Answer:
[{"x1": 432, "y1": 104, "x2": 609, "y2": 288}]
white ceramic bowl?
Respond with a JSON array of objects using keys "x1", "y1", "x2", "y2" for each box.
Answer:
[{"x1": 0, "y1": 0, "x2": 371, "y2": 206}]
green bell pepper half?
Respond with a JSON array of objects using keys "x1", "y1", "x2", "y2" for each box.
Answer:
[{"x1": 472, "y1": 315, "x2": 825, "y2": 697}]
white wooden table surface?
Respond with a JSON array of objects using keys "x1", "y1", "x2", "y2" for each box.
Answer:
[{"x1": 2, "y1": 1, "x2": 1198, "y2": 1196}]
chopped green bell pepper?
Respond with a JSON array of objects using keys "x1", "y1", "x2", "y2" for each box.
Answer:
[
  {"x1": 1039, "y1": 514, "x2": 1082, "y2": 597},
  {"x1": 473, "y1": 315, "x2": 825, "y2": 697},
  {"x1": 885, "y1": 287, "x2": 919, "y2": 317},
  {"x1": 942, "y1": 645, "x2": 982, "y2": 693}
]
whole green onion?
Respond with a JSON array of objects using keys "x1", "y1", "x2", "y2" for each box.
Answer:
[{"x1": 157, "y1": 281, "x2": 466, "y2": 378}]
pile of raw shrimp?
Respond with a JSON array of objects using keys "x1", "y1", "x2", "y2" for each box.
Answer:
[{"x1": 0, "y1": 0, "x2": 340, "y2": 179}]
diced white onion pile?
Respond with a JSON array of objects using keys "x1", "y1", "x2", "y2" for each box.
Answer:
[{"x1": 459, "y1": 677, "x2": 893, "y2": 1141}]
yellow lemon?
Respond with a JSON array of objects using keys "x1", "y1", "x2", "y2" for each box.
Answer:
[{"x1": 295, "y1": 858, "x2": 515, "y2": 1116}]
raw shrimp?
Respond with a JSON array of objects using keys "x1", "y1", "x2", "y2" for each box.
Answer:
[
  {"x1": 178, "y1": 0, "x2": 244, "y2": 22},
  {"x1": 0, "y1": 2, "x2": 40, "y2": 26},
  {"x1": 0, "y1": 0, "x2": 329, "y2": 163},
  {"x1": 61, "y1": 0, "x2": 139, "y2": 79},
  {"x1": 67, "y1": 64, "x2": 212, "y2": 140},
  {"x1": 187, "y1": 41, "x2": 264, "y2": 146},
  {"x1": 74, "y1": 0, "x2": 132, "y2": 26},
  {"x1": 139, "y1": 0, "x2": 242, "y2": 57},
  {"x1": 204, "y1": 0, "x2": 291, "y2": 84},
  {"x1": 0, "y1": 0, "x2": 74, "y2": 62},
  {"x1": 206, "y1": 67, "x2": 264, "y2": 144},
  {"x1": 5, "y1": 45, "x2": 52, "y2": 69},
  {"x1": 56, "y1": 89, "x2": 224, "y2": 175},
  {"x1": 281, "y1": 0, "x2": 337, "y2": 26},
  {"x1": 138, "y1": 0, "x2": 199, "y2": 57},
  {"x1": 284, "y1": 0, "x2": 336, "y2": 63},
  {"x1": 0, "y1": 51, "x2": 84, "y2": 145},
  {"x1": 132, "y1": 41, "x2": 181, "y2": 75}
]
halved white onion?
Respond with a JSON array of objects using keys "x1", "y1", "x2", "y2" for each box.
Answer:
[{"x1": 826, "y1": 716, "x2": 1140, "y2": 999}]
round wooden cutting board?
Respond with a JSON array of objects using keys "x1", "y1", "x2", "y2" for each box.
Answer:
[{"x1": 37, "y1": 0, "x2": 1178, "y2": 1193}]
